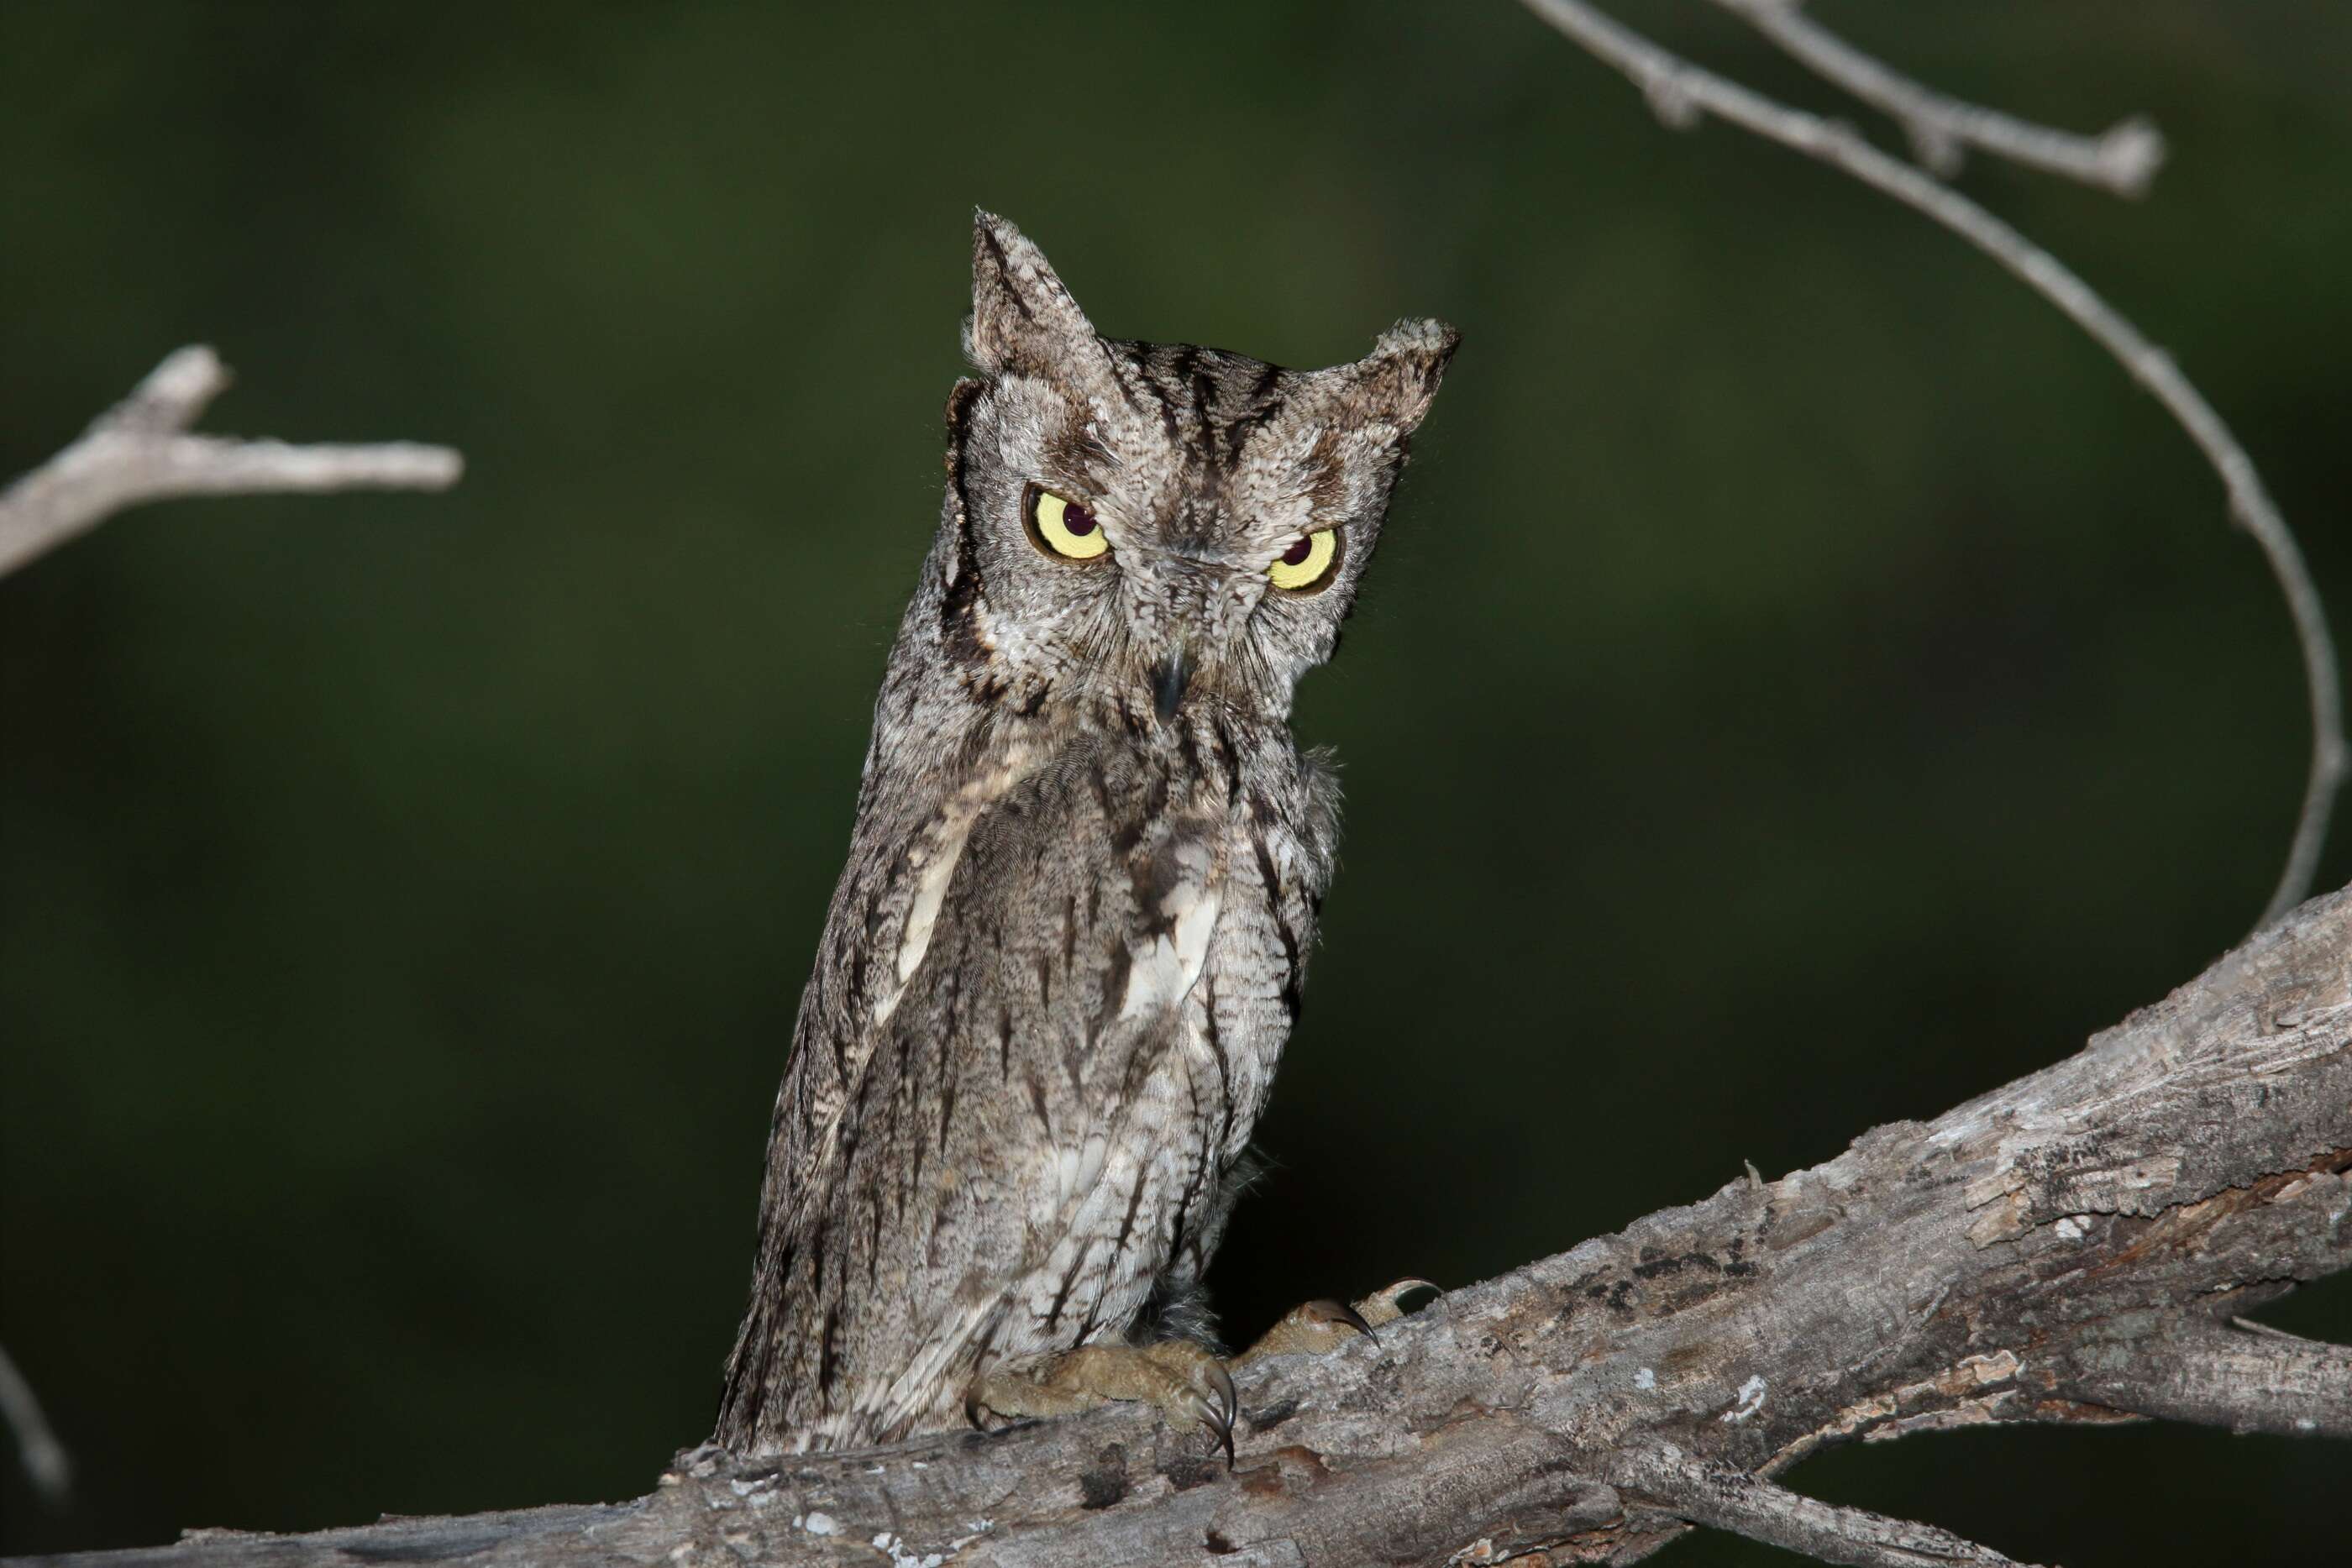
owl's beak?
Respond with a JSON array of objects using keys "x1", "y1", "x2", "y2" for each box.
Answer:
[{"x1": 1151, "y1": 648, "x2": 1194, "y2": 721}]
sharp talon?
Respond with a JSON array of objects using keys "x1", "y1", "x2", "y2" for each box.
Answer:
[
  {"x1": 1301, "y1": 1298, "x2": 1373, "y2": 1339},
  {"x1": 1207, "y1": 1358, "x2": 1237, "y2": 1466},
  {"x1": 1176, "y1": 1386, "x2": 1235, "y2": 1466},
  {"x1": 1210, "y1": 1401, "x2": 1235, "y2": 1467},
  {"x1": 1354, "y1": 1277, "x2": 1443, "y2": 1328}
]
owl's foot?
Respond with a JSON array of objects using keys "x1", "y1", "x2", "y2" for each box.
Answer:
[
  {"x1": 962, "y1": 1282, "x2": 1440, "y2": 1466},
  {"x1": 1231, "y1": 1277, "x2": 1441, "y2": 1367},
  {"x1": 966, "y1": 1338, "x2": 1240, "y2": 1465}
]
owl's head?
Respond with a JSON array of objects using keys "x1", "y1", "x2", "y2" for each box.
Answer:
[{"x1": 927, "y1": 211, "x2": 1455, "y2": 732}]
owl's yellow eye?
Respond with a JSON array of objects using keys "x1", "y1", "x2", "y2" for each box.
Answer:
[
  {"x1": 1268, "y1": 529, "x2": 1340, "y2": 592},
  {"x1": 1028, "y1": 488, "x2": 1110, "y2": 561}
]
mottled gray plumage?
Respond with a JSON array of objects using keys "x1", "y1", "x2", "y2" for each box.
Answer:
[{"x1": 716, "y1": 212, "x2": 1453, "y2": 1454}]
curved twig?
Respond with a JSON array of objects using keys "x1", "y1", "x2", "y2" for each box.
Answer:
[
  {"x1": 0, "y1": 347, "x2": 462, "y2": 579},
  {"x1": 1516, "y1": 0, "x2": 2344, "y2": 930},
  {"x1": 1710, "y1": 0, "x2": 2166, "y2": 194}
]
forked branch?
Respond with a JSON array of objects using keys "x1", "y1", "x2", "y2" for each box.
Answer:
[
  {"x1": 0, "y1": 346, "x2": 462, "y2": 579},
  {"x1": 1709, "y1": 0, "x2": 2165, "y2": 193},
  {"x1": 0, "y1": 349, "x2": 461, "y2": 1515},
  {"x1": 1515, "y1": 0, "x2": 2343, "y2": 930}
]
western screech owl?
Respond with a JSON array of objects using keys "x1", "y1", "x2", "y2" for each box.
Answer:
[{"x1": 717, "y1": 212, "x2": 1453, "y2": 1455}]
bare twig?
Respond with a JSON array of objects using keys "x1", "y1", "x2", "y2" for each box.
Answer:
[
  {"x1": 34, "y1": 884, "x2": 2352, "y2": 1568},
  {"x1": 0, "y1": 346, "x2": 462, "y2": 579},
  {"x1": 0, "y1": 1340, "x2": 71, "y2": 1506},
  {"x1": 2228, "y1": 1313, "x2": 2309, "y2": 1340},
  {"x1": 1614, "y1": 1444, "x2": 2045, "y2": 1567},
  {"x1": 1709, "y1": 0, "x2": 2166, "y2": 193},
  {"x1": 1515, "y1": 0, "x2": 2344, "y2": 929}
]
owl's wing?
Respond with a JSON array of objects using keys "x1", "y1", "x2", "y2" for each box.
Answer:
[{"x1": 731, "y1": 736, "x2": 1243, "y2": 1446}]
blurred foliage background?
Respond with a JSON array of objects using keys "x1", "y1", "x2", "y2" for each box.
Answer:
[{"x1": 3, "y1": 2, "x2": 2347, "y2": 1561}]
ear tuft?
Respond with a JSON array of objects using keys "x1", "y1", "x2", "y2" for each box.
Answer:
[
  {"x1": 1351, "y1": 317, "x2": 1460, "y2": 435},
  {"x1": 967, "y1": 210, "x2": 1099, "y2": 377}
]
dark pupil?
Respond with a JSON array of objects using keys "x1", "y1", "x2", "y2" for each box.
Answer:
[
  {"x1": 1063, "y1": 503, "x2": 1098, "y2": 538},
  {"x1": 1281, "y1": 536, "x2": 1314, "y2": 567}
]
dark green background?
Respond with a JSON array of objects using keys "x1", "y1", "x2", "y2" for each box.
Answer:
[{"x1": 4, "y1": 3, "x2": 2347, "y2": 1561}]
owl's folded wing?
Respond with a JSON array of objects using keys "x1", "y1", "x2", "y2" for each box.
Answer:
[{"x1": 731, "y1": 737, "x2": 1233, "y2": 1445}]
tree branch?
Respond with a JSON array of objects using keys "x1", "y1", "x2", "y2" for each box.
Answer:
[
  {"x1": 0, "y1": 1341, "x2": 70, "y2": 1507},
  {"x1": 0, "y1": 346, "x2": 460, "y2": 1515},
  {"x1": 1708, "y1": 0, "x2": 2166, "y2": 193},
  {"x1": 0, "y1": 347, "x2": 462, "y2": 579},
  {"x1": 8, "y1": 24, "x2": 2339, "y2": 1560},
  {"x1": 1515, "y1": 0, "x2": 2344, "y2": 930},
  {"x1": 31, "y1": 884, "x2": 2352, "y2": 1568},
  {"x1": 2055, "y1": 1314, "x2": 2352, "y2": 1439},
  {"x1": 1610, "y1": 1443, "x2": 2045, "y2": 1568}
]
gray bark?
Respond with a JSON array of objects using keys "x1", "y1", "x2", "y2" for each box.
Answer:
[
  {"x1": 22, "y1": 887, "x2": 2352, "y2": 1568},
  {"x1": 0, "y1": 347, "x2": 459, "y2": 579}
]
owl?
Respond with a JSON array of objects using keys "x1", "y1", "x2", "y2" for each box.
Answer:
[{"x1": 715, "y1": 212, "x2": 1454, "y2": 1458}]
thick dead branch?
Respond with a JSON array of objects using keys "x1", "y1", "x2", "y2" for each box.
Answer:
[
  {"x1": 30, "y1": 885, "x2": 2352, "y2": 1568},
  {"x1": 1708, "y1": 0, "x2": 2164, "y2": 193},
  {"x1": 0, "y1": 347, "x2": 461, "y2": 579},
  {"x1": 1515, "y1": 0, "x2": 2344, "y2": 930}
]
